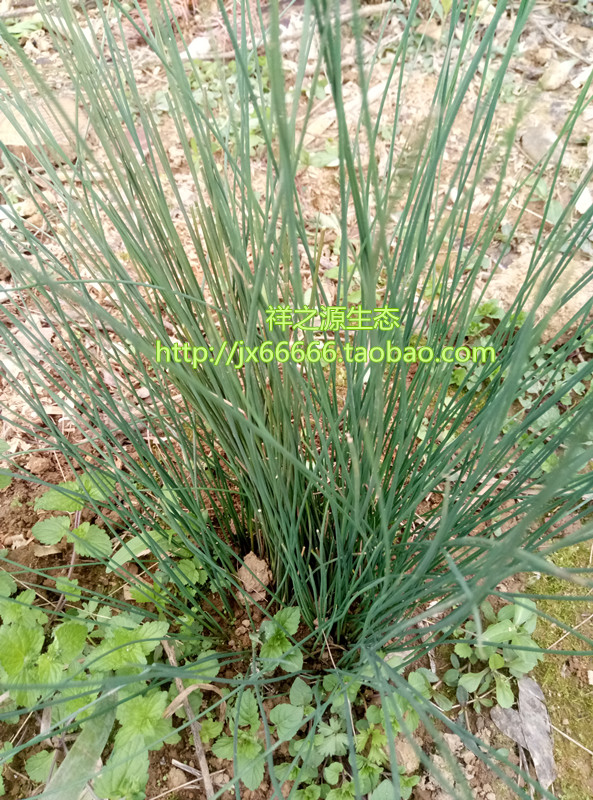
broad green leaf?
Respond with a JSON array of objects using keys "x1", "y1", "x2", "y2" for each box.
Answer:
[
  {"x1": 37, "y1": 653, "x2": 63, "y2": 686},
  {"x1": 513, "y1": 599, "x2": 537, "y2": 628},
  {"x1": 115, "y1": 690, "x2": 176, "y2": 749},
  {"x1": 261, "y1": 630, "x2": 290, "y2": 660},
  {"x1": 454, "y1": 642, "x2": 473, "y2": 659},
  {"x1": 0, "y1": 571, "x2": 16, "y2": 597},
  {"x1": 34, "y1": 483, "x2": 85, "y2": 512},
  {"x1": 269, "y1": 703, "x2": 303, "y2": 740},
  {"x1": 432, "y1": 691, "x2": 454, "y2": 711},
  {"x1": 407, "y1": 671, "x2": 432, "y2": 698},
  {"x1": 186, "y1": 649, "x2": 221, "y2": 681},
  {"x1": 324, "y1": 761, "x2": 343, "y2": 785},
  {"x1": 51, "y1": 621, "x2": 87, "y2": 662},
  {"x1": 0, "y1": 588, "x2": 48, "y2": 627},
  {"x1": 25, "y1": 750, "x2": 54, "y2": 783},
  {"x1": 481, "y1": 620, "x2": 515, "y2": 643},
  {"x1": 290, "y1": 676, "x2": 313, "y2": 707},
  {"x1": 458, "y1": 668, "x2": 488, "y2": 694},
  {"x1": 199, "y1": 718, "x2": 222, "y2": 743},
  {"x1": 237, "y1": 747, "x2": 265, "y2": 791},
  {"x1": 494, "y1": 674, "x2": 515, "y2": 708},
  {"x1": 32, "y1": 516, "x2": 70, "y2": 545},
  {"x1": 274, "y1": 606, "x2": 300, "y2": 636},
  {"x1": 211, "y1": 736, "x2": 235, "y2": 760},
  {"x1": 0, "y1": 624, "x2": 44, "y2": 677},
  {"x1": 443, "y1": 668, "x2": 459, "y2": 686},
  {"x1": 488, "y1": 653, "x2": 505, "y2": 671},
  {"x1": 237, "y1": 689, "x2": 260, "y2": 728},
  {"x1": 279, "y1": 646, "x2": 304, "y2": 674},
  {"x1": 371, "y1": 780, "x2": 398, "y2": 800},
  {"x1": 80, "y1": 471, "x2": 116, "y2": 501},
  {"x1": 68, "y1": 523, "x2": 111, "y2": 559}
]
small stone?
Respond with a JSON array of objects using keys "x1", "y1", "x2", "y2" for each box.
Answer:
[
  {"x1": 182, "y1": 36, "x2": 211, "y2": 60},
  {"x1": 443, "y1": 732, "x2": 464, "y2": 754},
  {"x1": 486, "y1": 794, "x2": 496, "y2": 800},
  {"x1": 394, "y1": 736, "x2": 420, "y2": 773},
  {"x1": 520, "y1": 126, "x2": 561, "y2": 167},
  {"x1": 168, "y1": 767, "x2": 187, "y2": 789},
  {"x1": 539, "y1": 59, "x2": 577, "y2": 91},
  {"x1": 531, "y1": 47, "x2": 553, "y2": 66},
  {"x1": 27, "y1": 455, "x2": 52, "y2": 475},
  {"x1": 575, "y1": 186, "x2": 593, "y2": 216}
]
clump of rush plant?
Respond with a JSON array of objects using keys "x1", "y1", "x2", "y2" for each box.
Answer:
[{"x1": 0, "y1": 0, "x2": 592, "y2": 798}]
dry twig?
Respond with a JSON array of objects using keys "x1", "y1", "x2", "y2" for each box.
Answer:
[{"x1": 161, "y1": 640, "x2": 215, "y2": 799}]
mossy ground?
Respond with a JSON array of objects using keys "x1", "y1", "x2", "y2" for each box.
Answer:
[{"x1": 527, "y1": 542, "x2": 593, "y2": 800}]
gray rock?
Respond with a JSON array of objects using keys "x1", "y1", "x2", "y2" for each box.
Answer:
[{"x1": 520, "y1": 125, "x2": 561, "y2": 167}]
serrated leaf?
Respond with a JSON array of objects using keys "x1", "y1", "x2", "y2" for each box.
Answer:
[
  {"x1": 115, "y1": 690, "x2": 175, "y2": 749},
  {"x1": 79, "y1": 472, "x2": 115, "y2": 502},
  {"x1": 261, "y1": 630, "x2": 290, "y2": 660},
  {"x1": 237, "y1": 747, "x2": 265, "y2": 791},
  {"x1": 32, "y1": 517, "x2": 70, "y2": 545},
  {"x1": 52, "y1": 621, "x2": 87, "y2": 662},
  {"x1": 237, "y1": 689, "x2": 260, "y2": 728},
  {"x1": 25, "y1": 750, "x2": 54, "y2": 783},
  {"x1": 269, "y1": 703, "x2": 303, "y2": 740},
  {"x1": 34, "y1": 483, "x2": 85, "y2": 512},
  {"x1": 68, "y1": 523, "x2": 111, "y2": 559},
  {"x1": 316, "y1": 717, "x2": 348, "y2": 757},
  {"x1": 0, "y1": 624, "x2": 44, "y2": 677},
  {"x1": 324, "y1": 761, "x2": 343, "y2": 785},
  {"x1": 37, "y1": 653, "x2": 63, "y2": 686},
  {"x1": 274, "y1": 606, "x2": 300, "y2": 636},
  {"x1": 199, "y1": 718, "x2": 222, "y2": 743},
  {"x1": 454, "y1": 642, "x2": 473, "y2": 659},
  {"x1": 290, "y1": 676, "x2": 313, "y2": 707},
  {"x1": 211, "y1": 735, "x2": 235, "y2": 760},
  {"x1": 0, "y1": 571, "x2": 16, "y2": 597}
]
